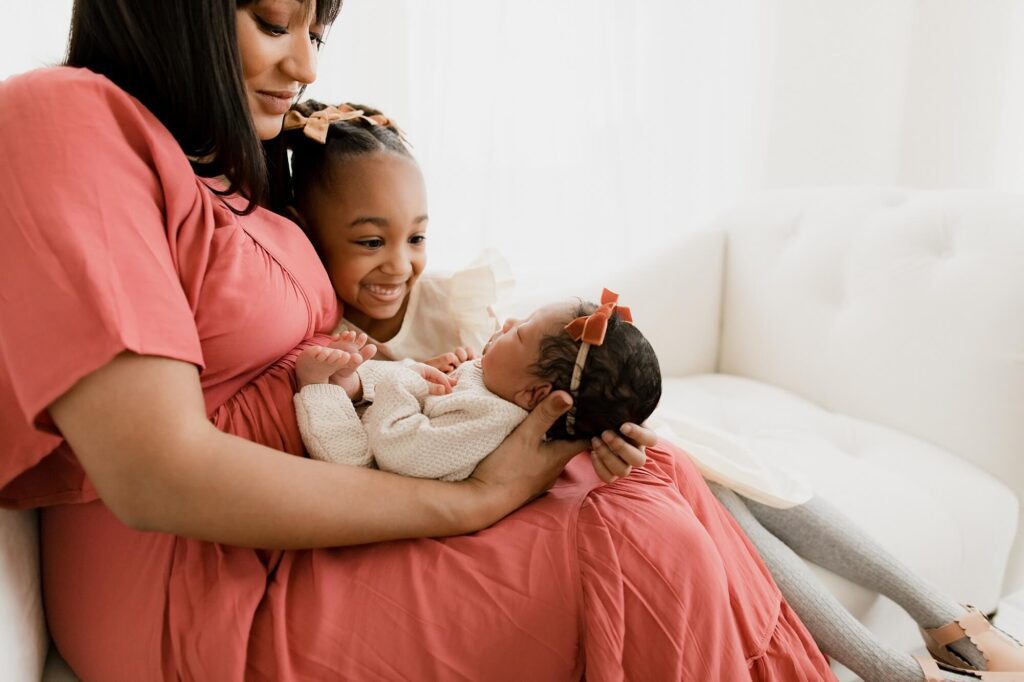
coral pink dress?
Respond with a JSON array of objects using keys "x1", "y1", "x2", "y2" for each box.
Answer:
[{"x1": 0, "y1": 68, "x2": 835, "y2": 681}]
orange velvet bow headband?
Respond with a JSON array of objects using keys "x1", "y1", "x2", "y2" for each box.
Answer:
[
  {"x1": 563, "y1": 288, "x2": 633, "y2": 436},
  {"x1": 282, "y1": 104, "x2": 406, "y2": 144}
]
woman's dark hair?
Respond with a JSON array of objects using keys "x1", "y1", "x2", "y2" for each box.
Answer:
[
  {"x1": 64, "y1": 0, "x2": 342, "y2": 214},
  {"x1": 533, "y1": 302, "x2": 662, "y2": 441},
  {"x1": 287, "y1": 99, "x2": 412, "y2": 222}
]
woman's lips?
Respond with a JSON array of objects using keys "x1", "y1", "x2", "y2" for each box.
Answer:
[{"x1": 255, "y1": 90, "x2": 296, "y2": 115}]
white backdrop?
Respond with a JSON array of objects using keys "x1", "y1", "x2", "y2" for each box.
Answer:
[{"x1": 4, "y1": 0, "x2": 1023, "y2": 280}]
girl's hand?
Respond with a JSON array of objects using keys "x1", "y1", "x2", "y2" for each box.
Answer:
[
  {"x1": 406, "y1": 362, "x2": 457, "y2": 395},
  {"x1": 465, "y1": 391, "x2": 587, "y2": 518},
  {"x1": 588, "y1": 422, "x2": 657, "y2": 484},
  {"x1": 423, "y1": 346, "x2": 475, "y2": 373}
]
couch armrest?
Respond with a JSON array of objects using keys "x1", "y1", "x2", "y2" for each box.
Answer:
[{"x1": 0, "y1": 508, "x2": 47, "y2": 682}]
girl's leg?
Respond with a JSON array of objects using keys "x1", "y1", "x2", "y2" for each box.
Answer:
[
  {"x1": 710, "y1": 484, "x2": 977, "y2": 682},
  {"x1": 744, "y1": 495, "x2": 987, "y2": 670}
]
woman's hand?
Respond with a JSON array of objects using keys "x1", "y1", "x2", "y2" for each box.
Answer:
[
  {"x1": 588, "y1": 423, "x2": 658, "y2": 484},
  {"x1": 464, "y1": 390, "x2": 586, "y2": 522}
]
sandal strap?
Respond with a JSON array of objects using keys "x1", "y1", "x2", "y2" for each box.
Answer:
[
  {"x1": 928, "y1": 619, "x2": 969, "y2": 647},
  {"x1": 924, "y1": 605, "x2": 992, "y2": 649},
  {"x1": 915, "y1": 655, "x2": 946, "y2": 682}
]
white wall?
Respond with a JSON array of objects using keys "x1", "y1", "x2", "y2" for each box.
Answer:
[
  {"x1": 760, "y1": 0, "x2": 1024, "y2": 191},
  {"x1": 4, "y1": 0, "x2": 1024, "y2": 267}
]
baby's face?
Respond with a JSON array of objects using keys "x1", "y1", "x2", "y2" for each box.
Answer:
[{"x1": 481, "y1": 301, "x2": 576, "y2": 408}]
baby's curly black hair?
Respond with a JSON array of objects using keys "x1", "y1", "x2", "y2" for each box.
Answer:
[{"x1": 532, "y1": 301, "x2": 662, "y2": 441}]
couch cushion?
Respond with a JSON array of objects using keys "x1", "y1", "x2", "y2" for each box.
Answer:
[
  {"x1": 715, "y1": 188, "x2": 1024, "y2": 588},
  {"x1": 0, "y1": 508, "x2": 47, "y2": 682},
  {"x1": 654, "y1": 373, "x2": 1017, "y2": 651}
]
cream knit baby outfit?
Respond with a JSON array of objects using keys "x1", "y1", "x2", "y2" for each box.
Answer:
[{"x1": 294, "y1": 360, "x2": 527, "y2": 481}]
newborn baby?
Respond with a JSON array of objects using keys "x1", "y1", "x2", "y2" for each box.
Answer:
[{"x1": 294, "y1": 290, "x2": 662, "y2": 481}]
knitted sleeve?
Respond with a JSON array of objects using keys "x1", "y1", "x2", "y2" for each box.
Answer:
[
  {"x1": 293, "y1": 384, "x2": 372, "y2": 467},
  {"x1": 364, "y1": 373, "x2": 525, "y2": 482}
]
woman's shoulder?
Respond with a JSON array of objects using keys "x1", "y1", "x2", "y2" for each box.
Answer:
[
  {"x1": 4, "y1": 66, "x2": 133, "y2": 107},
  {"x1": 1, "y1": 66, "x2": 173, "y2": 143}
]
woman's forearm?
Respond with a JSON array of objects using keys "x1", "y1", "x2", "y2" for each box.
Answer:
[
  {"x1": 142, "y1": 426, "x2": 502, "y2": 548},
  {"x1": 50, "y1": 352, "x2": 512, "y2": 549}
]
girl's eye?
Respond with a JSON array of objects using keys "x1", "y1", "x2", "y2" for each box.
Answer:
[
  {"x1": 310, "y1": 32, "x2": 326, "y2": 50},
  {"x1": 254, "y1": 14, "x2": 288, "y2": 36},
  {"x1": 355, "y1": 238, "x2": 384, "y2": 249},
  {"x1": 409, "y1": 234, "x2": 427, "y2": 245}
]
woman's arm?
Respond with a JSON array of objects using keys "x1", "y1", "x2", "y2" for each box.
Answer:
[{"x1": 49, "y1": 352, "x2": 583, "y2": 549}]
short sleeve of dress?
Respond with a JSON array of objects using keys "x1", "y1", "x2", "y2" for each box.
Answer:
[{"x1": 0, "y1": 68, "x2": 204, "y2": 502}]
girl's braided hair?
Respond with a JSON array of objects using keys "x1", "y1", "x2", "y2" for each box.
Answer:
[
  {"x1": 533, "y1": 301, "x2": 662, "y2": 441},
  {"x1": 286, "y1": 99, "x2": 412, "y2": 212}
]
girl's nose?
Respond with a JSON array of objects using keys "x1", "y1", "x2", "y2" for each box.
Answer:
[
  {"x1": 501, "y1": 318, "x2": 519, "y2": 333},
  {"x1": 380, "y1": 247, "x2": 413, "y2": 277}
]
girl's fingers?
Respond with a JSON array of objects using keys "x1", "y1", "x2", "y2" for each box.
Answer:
[
  {"x1": 454, "y1": 347, "x2": 469, "y2": 363},
  {"x1": 620, "y1": 422, "x2": 657, "y2": 448},
  {"x1": 360, "y1": 344, "x2": 377, "y2": 361},
  {"x1": 601, "y1": 430, "x2": 646, "y2": 468},
  {"x1": 589, "y1": 450, "x2": 617, "y2": 484},
  {"x1": 592, "y1": 436, "x2": 632, "y2": 478}
]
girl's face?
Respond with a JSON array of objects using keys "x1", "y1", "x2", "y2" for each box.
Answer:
[
  {"x1": 236, "y1": 0, "x2": 325, "y2": 140},
  {"x1": 304, "y1": 152, "x2": 429, "y2": 324}
]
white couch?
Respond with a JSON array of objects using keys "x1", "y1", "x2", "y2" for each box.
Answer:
[{"x1": 3, "y1": 187, "x2": 1022, "y2": 681}]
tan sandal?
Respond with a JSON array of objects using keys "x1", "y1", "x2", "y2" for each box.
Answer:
[
  {"x1": 921, "y1": 604, "x2": 1024, "y2": 678},
  {"x1": 915, "y1": 654, "x2": 948, "y2": 681}
]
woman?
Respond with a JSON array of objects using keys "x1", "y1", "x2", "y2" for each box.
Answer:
[{"x1": 0, "y1": 1, "x2": 834, "y2": 679}]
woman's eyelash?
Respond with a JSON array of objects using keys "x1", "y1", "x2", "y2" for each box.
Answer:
[
  {"x1": 253, "y1": 14, "x2": 288, "y2": 36},
  {"x1": 254, "y1": 13, "x2": 325, "y2": 48},
  {"x1": 409, "y1": 235, "x2": 426, "y2": 245}
]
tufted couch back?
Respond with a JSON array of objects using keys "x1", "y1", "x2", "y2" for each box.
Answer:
[{"x1": 716, "y1": 188, "x2": 1024, "y2": 587}]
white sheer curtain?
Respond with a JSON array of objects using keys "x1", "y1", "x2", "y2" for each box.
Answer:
[
  {"x1": 311, "y1": 0, "x2": 773, "y2": 280},
  {"x1": 6, "y1": 0, "x2": 1024, "y2": 282}
]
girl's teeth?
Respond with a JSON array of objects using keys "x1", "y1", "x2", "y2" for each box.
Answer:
[{"x1": 366, "y1": 284, "x2": 402, "y2": 295}]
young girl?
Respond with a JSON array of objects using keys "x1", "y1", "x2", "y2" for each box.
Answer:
[
  {"x1": 284, "y1": 99, "x2": 1024, "y2": 681},
  {"x1": 285, "y1": 100, "x2": 506, "y2": 373},
  {"x1": 294, "y1": 292, "x2": 661, "y2": 482}
]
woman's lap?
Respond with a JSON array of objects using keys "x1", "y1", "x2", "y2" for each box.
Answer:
[{"x1": 42, "y1": 443, "x2": 832, "y2": 681}]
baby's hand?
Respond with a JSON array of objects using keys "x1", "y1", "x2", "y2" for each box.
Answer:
[
  {"x1": 423, "y1": 346, "x2": 475, "y2": 373},
  {"x1": 297, "y1": 345, "x2": 361, "y2": 388},
  {"x1": 407, "y1": 362, "x2": 457, "y2": 396},
  {"x1": 329, "y1": 330, "x2": 376, "y2": 355}
]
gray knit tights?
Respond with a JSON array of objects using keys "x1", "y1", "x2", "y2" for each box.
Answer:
[{"x1": 709, "y1": 484, "x2": 984, "y2": 682}]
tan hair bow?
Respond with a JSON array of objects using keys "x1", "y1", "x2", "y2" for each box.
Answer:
[{"x1": 283, "y1": 103, "x2": 404, "y2": 144}]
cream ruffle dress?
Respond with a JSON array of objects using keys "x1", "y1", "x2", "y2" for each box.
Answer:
[{"x1": 333, "y1": 251, "x2": 514, "y2": 361}]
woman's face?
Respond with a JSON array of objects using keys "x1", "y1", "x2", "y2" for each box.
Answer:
[{"x1": 236, "y1": 1, "x2": 326, "y2": 140}]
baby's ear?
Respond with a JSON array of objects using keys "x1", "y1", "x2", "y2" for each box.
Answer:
[{"x1": 514, "y1": 382, "x2": 552, "y2": 410}]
